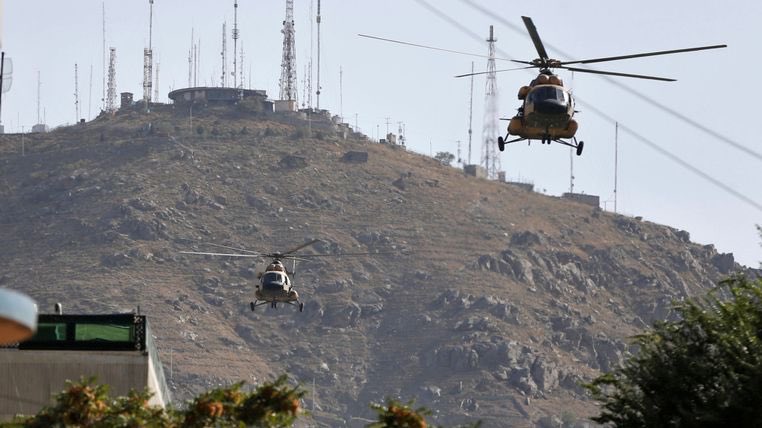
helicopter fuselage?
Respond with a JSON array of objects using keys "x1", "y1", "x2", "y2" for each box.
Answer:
[
  {"x1": 256, "y1": 270, "x2": 299, "y2": 303},
  {"x1": 508, "y1": 79, "x2": 578, "y2": 140}
]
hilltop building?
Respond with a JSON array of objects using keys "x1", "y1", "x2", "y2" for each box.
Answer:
[
  {"x1": 0, "y1": 312, "x2": 170, "y2": 421},
  {"x1": 168, "y1": 87, "x2": 272, "y2": 111}
]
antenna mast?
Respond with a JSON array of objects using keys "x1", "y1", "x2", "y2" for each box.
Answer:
[
  {"x1": 36, "y1": 71, "x2": 41, "y2": 124},
  {"x1": 143, "y1": 0, "x2": 154, "y2": 110},
  {"x1": 106, "y1": 47, "x2": 117, "y2": 113},
  {"x1": 232, "y1": 1, "x2": 239, "y2": 90},
  {"x1": 188, "y1": 29, "x2": 193, "y2": 86},
  {"x1": 88, "y1": 64, "x2": 93, "y2": 119},
  {"x1": 154, "y1": 61, "x2": 160, "y2": 102},
  {"x1": 279, "y1": 0, "x2": 297, "y2": 102},
  {"x1": 315, "y1": 0, "x2": 321, "y2": 109},
  {"x1": 467, "y1": 61, "x2": 474, "y2": 165},
  {"x1": 481, "y1": 26, "x2": 500, "y2": 179},
  {"x1": 101, "y1": 2, "x2": 106, "y2": 112},
  {"x1": 74, "y1": 63, "x2": 80, "y2": 122},
  {"x1": 614, "y1": 122, "x2": 619, "y2": 213},
  {"x1": 221, "y1": 22, "x2": 227, "y2": 87},
  {"x1": 307, "y1": 0, "x2": 313, "y2": 109},
  {"x1": 339, "y1": 66, "x2": 344, "y2": 123}
]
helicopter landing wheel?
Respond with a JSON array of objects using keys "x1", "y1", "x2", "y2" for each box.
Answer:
[
  {"x1": 299, "y1": 302, "x2": 304, "y2": 312},
  {"x1": 250, "y1": 302, "x2": 256, "y2": 312},
  {"x1": 576, "y1": 141, "x2": 584, "y2": 156},
  {"x1": 498, "y1": 136, "x2": 505, "y2": 152}
]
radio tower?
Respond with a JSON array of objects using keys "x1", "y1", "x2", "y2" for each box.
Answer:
[
  {"x1": 232, "y1": 1, "x2": 239, "y2": 91},
  {"x1": 481, "y1": 26, "x2": 500, "y2": 179},
  {"x1": 220, "y1": 22, "x2": 227, "y2": 87},
  {"x1": 36, "y1": 71, "x2": 41, "y2": 124},
  {"x1": 142, "y1": 0, "x2": 154, "y2": 110},
  {"x1": 315, "y1": 0, "x2": 321, "y2": 109},
  {"x1": 154, "y1": 61, "x2": 160, "y2": 102},
  {"x1": 106, "y1": 48, "x2": 117, "y2": 113},
  {"x1": 279, "y1": 0, "x2": 297, "y2": 102},
  {"x1": 101, "y1": 2, "x2": 106, "y2": 111}
]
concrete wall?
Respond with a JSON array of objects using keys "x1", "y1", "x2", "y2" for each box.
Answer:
[{"x1": 0, "y1": 350, "x2": 158, "y2": 421}]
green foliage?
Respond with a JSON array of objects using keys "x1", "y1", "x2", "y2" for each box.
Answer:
[
  {"x1": 434, "y1": 152, "x2": 455, "y2": 166},
  {"x1": 7, "y1": 376, "x2": 304, "y2": 428},
  {"x1": 586, "y1": 275, "x2": 762, "y2": 426},
  {"x1": 367, "y1": 399, "x2": 431, "y2": 428}
]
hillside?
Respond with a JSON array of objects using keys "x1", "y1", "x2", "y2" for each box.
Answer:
[{"x1": 0, "y1": 103, "x2": 751, "y2": 427}]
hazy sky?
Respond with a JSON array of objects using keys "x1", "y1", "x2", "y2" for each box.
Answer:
[{"x1": 1, "y1": 1, "x2": 760, "y2": 266}]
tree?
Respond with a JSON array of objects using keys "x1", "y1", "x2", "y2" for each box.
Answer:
[
  {"x1": 586, "y1": 275, "x2": 762, "y2": 426},
  {"x1": 434, "y1": 151, "x2": 455, "y2": 166},
  {"x1": 8, "y1": 375, "x2": 304, "y2": 428}
]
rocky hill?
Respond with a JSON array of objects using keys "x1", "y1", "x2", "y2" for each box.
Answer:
[{"x1": 0, "y1": 103, "x2": 752, "y2": 427}]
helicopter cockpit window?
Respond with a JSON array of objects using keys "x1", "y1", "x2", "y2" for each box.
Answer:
[
  {"x1": 262, "y1": 272, "x2": 284, "y2": 284},
  {"x1": 529, "y1": 86, "x2": 568, "y2": 105}
]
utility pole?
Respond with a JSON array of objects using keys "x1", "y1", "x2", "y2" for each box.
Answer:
[
  {"x1": 614, "y1": 122, "x2": 619, "y2": 213},
  {"x1": 102, "y1": 2, "x2": 106, "y2": 111},
  {"x1": 467, "y1": 61, "x2": 474, "y2": 165}
]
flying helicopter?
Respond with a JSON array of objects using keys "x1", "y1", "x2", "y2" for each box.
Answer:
[
  {"x1": 360, "y1": 17, "x2": 725, "y2": 156},
  {"x1": 181, "y1": 239, "x2": 392, "y2": 312}
]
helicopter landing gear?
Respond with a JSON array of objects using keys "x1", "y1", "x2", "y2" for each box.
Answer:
[
  {"x1": 497, "y1": 136, "x2": 506, "y2": 152},
  {"x1": 576, "y1": 140, "x2": 584, "y2": 156},
  {"x1": 250, "y1": 301, "x2": 256, "y2": 312},
  {"x1": 299, "y1": 302, "x2": 304, "y2": 312}
]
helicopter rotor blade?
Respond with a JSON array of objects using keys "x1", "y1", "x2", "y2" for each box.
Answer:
[
  {"x1": 522, "y1": 16, "x2": 550, "y2": 62},
  {"x1": 560, "y1": 66, "x2": 676, "y2": 82},
  {"x1": 204, "y1": 242, "x2": 261, "y2": 255},
  {"x1": 180, "y1": 251, "x2": 260, "y2": 258},
  {"x1": 358, "y1": 34, "x2": 514, "y2": 61},
  {"x1": 281, "y1": 239, "x2": 321, "y2": 256},
  {"x1": 455, "y1": 66, "x2": 534, "y2": 78},
  {"x1": 559, "y1": 44, "x2": 727, "y2": 66},
  {"x1": 280, "y1": 250, "x2": 403, "y2": 258}
]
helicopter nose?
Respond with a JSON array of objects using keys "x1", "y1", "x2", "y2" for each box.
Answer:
[{"x1": 535, "y1": 99, "x2": 567, "y2": 115}]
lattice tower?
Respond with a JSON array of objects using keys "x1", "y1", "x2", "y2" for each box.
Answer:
[
  {"x1": 106, "y1": 48, "x2": 117, "y2": 113},
  {"x1": 142, "y1": 0, "x2": 154, "y2": 106},
  {"x1": 279, "y1": 0, "x2": 297, "y2": 101},
  {"x1": 481, "y1": 25, "x2": 500, "y2": 179},
  {"x1": 220, "y1": 22, "x2": 227, "y2": 87}
]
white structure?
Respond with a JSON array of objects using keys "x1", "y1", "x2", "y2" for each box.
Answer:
[{"x1": 481, "y1": 26, "x2": 500, "y2": 179}]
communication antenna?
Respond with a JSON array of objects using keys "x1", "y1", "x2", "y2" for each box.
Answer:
[
  {"x1": 88, "y1": 64, "x2": 93, "y2": 120},
  {"x1": 154, "y1": 60, "x2": 160, "y2": 102},
  {"x1": 106, "y1": 47, "x2": 117, "y2": 113},
  {"x1": 279, "y1": 0, "x2": 297, "y2": 102},
  {"x1": 339, "y1": 66, "x2": 343, "y2": 122},
  {"x1": 101, "y1": 2, "x2": 106, "y2": 111},
  {"x1": 481, "y1": 26, "x2": 500, "y2": 179},
  {"x1": 36, "y1": 71, "x2": 41, "y2": 124},
  {"x1": 232, "y1": 1, "x2": 239, "y2": 91},
  {"x1": 143, "y1": 0, "x2": 154, "y2": 110},
  {"x1": 467, "y1": 61, "x2": 474, "y2": 165},
  {"x1": 614, "y1": 122, "x2": 619, "y2": 213},
  {"x1": 220, "y1": 22, "x2": 227, "y2": 87},
  {"x1": 74, "y1": 63, "x2": 80, "y2": 122},
  {"x1": 240, "y1": 40, "x2": 244, "y2": 96},
  {"x1": 188, "y1": 28, "x2": 193, "y2": 86},
  {"x1": 315, "y1": 0, "x2": 321, "y2": 109},
  {"x1": 307, "y1": 0, "x2": 314, "y2": 109},
  {"x1": 569, "y1": 146, "x2": 575, "y2": 193},
  {"x1": 457, "y1": 140, "x2": 462, "y2": 164}
]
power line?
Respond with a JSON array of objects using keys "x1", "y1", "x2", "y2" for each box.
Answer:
[{"x1": 411, "y1": 0, "x2": 762, "y2": 213}]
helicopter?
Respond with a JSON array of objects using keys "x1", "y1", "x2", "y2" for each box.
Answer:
[
  {"x1": 475, "y1": 16, "x2": 726, "y2": 155},
  {"x1": 360, "y1": 17, "x2": 725, "y2": 156},
  {"x1": 181, "y1": 239, "x2": 391, "y2": 312}
]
